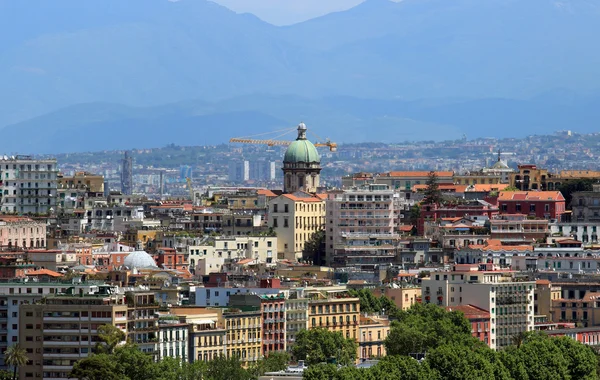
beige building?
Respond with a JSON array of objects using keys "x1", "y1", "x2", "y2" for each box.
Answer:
[
  {"x1": 58, "y1": 171, "x2": 105, "y2": 193},
  {"x1": 189, "y1": 235, "x2": 277, "y2": 275},
  {"x1": 358, "y1": 316, "x2": 390, "y2": 360},
  {"x1": 307, "y1": 289, "x2": 360, "y2": 340},
  {"x1": 18, "y1": 285, "x2": 128, "y2": 380},
  {"x1": 373, "y1": 287, "x2": 421, "y2": 311},
  {"x1": 268, "y1": 193, "x2": 325, "y2": 261},
  {"x1": 535, "y1": 280, "x2": 561, "y2": 320}
]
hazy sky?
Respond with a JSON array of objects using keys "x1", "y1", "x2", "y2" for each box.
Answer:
[{"x1": 210, "y1": 0, "x2": 367, "y2": 25}]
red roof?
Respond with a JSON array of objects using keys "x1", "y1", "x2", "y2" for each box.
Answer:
[
  {"x1": 498, "y1": 191, "x2": 564, "y2": 201},
  {"x1": 387, "y1": 171, "x2": 453, "y2": 178},
  {"x1": 445, "y1": 305, "x2": 490, "y2": 319},
  {"x1": 26, "y1": 268, "x2": 62, "y2": 278},
  {"x1": 257, "y1": 189, "x2": 277, "y2": 197}
]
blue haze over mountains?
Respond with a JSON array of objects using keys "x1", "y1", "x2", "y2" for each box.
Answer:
[{"x1": 2, "y1": 0, "x2": 600, "y2": 153}]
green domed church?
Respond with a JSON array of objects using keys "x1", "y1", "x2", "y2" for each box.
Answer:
[{"x1": 282, "y1": 123, "x2": 321, "y2": 194}]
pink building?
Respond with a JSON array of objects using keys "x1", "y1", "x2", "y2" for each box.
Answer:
[{"x1": 0, "y1": 216, "x2": 47, "y2": 249}]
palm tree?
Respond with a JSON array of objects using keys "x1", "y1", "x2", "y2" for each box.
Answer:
[{"x1": 4, "y1": 344, "x2": 28, "y2": 380}]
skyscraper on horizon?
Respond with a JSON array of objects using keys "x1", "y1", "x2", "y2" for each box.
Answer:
[{"x1": 121, "y1": 151, "x2": 133, "y2": 195}]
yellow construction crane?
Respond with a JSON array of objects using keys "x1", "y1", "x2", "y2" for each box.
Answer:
[
  {"x1": 186, "y1": 177, "x2": 195, "y2": 204},
  {"x1": 229, "y1": 123, "x2": 337, "y2": 152}
]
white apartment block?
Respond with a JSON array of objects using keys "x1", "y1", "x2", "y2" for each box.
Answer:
[
  {"x1": 421, "y1": 264, "x2": 535, "y2": 350},
  {"x1": 0, "y1": 156, "x2": 58, "y2": 214},
  {"x1": 325, "y1": 184, "x2": 397, "y2": 267},
  {"x1": 188, "y1": 236, "x2": 277, "y2": 275},
  {"x1": 549, "y1": 223, "x2": 600, "y2": 244}
]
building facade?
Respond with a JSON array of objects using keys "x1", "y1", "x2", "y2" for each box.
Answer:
[{"x1": 0, "y1": 156, "x2": 58, "y2": 214}]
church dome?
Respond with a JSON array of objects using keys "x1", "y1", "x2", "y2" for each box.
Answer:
[
  {"x1": 491, "y1": 160, "x2": 509, "y2": 169},
  {"x1": 283, "y1": 123, "x2": 320, "y2": 164},
  {"x1": 123, "y1": 251, "x2": 157, "y2": 269}
]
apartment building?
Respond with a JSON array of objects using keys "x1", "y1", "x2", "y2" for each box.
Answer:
[
  {"x1": 342, "y1": 171, "x2": 454, "y2": 190},
  {"x1": 58, "y1": 171, "x2": 104, "y2": 193},
  {"x1": 490, "y1": 214, "x2": 549, "y2": 244},
  {"x1": 0, "y1": 282, "x2": 102, "y2": 368},
  {"x1": 268, "y1": 192, "x2": 325, "y2": 261},
  {"x1": 285, "y1": 290, "x2": 309, "y2": 348},
  {"x1": 125, "y1": 291, "x2": 159, "y2": 357},
  {"x1": 260, "y1": 294, "x2": 286, "y2": 355},
  {"x1": 223, "y1": 309, "x2": 262, "y2": 365},
  {"x1": 188, "y1": 235, "x2": 277, "y2": 274},
  {"x1": 550, "y1": 222, "x2": 600, "y2": 244},
  {"x1": 0, "y1": 216, "x2": 47, "y2": 249},
  {"x1": 498, "y1": 191, "x2": 566, "y2": 220},
  {"x1": 358, "y1": 316, "x2": 390, "y2": 360},
  {"x1": 189, "y1": 319, "x2": 226, "y2": 362},
  {"x1": 372, "y1": 287, "x2": 421, "y2": 311},
  {"x1": 18, "y1": 285, "x2": 128, "y2": 380},
  {"x1": 157, "y1": 316, "x2": 189, "y2": 362},
  {"x1": 571, "y1": 184, "x2": 600, "y2": 223},
  {"x1": 422, "y1": 264, "x2": 535, "y2": 350},
  {"x1": 0, "y1": 156, "x2": 58, "y2": 214},
  {"x1": 307, "y1": 290, "x2": 360, "y2": 340},
  {"x1": 325, "y1": 184, "x2": 399, "y2": 269},
  {"x1": 446, "y1": 305, "x2": 491, "y2": 345}
]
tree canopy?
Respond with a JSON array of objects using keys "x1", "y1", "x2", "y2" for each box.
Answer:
[
  {"x1": 71, "y1": 344, "x2": 289, "y2": 380},
  {"x1": 292, "y1": 328, "x2": 358, "y2": 366},
  {"x1": 306, "y1": 305, "x2": 599, "y2": 380},
  {"x1": 559, "y1": 178, "x2": 595, "y2": 208}
]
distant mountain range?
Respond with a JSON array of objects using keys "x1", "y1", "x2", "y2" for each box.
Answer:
[{"x1": 2, "y1": 0, "x2": 600, "y2": 153}]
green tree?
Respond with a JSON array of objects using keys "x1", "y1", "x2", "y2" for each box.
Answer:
[
  {"x1": 4, "y1": 344, "x2": 28, "y2": 380},
  {"x1": 0, "y1": 371, "x2": 12, "y2": 380},
  {"x1": 384, "y1": 303, "x2": 476, "y2": 356},
  {"x1": 302, "y1": 230, "x2": 325, "y2": 265},
  {"x1": 95, "y1": 324, "x2": 126, "y2": 354},
  {"x1": 154, "y1": 358, "x2": 208, "y2": 380},
  {"x1": 500, "y1": 332, "x2": 598, "y2": 380},
  {"x1": 261, "y1": 351, "x2": 290, "y2": 373},
  {"x1": 70, "y1": 353, "x2": 121, "y2": 380},
  {"x1": 112, "y1": 344, "x2": 159, "y2": 380},
  {"x1": 558, "y1": 179, "x2": 595, "y2": 208},
  {"x1": 302, "y1": 364, "x2": 342, "y2": 380},
  {"x1": 370, "y1": 355, "x2": 439, "y2": 380},
  {"x1": 206, "y1": 355, "x2": 252, "y2": 380},
  {"x1": 292, "y1": 328, "x2": 357, "y2": 366},
  {"x1": 422, "y1": 171, "x2": 442, "y2": 205},
  {"x1": 425, "y1": 343, "x2": 509, "y2": 380}
]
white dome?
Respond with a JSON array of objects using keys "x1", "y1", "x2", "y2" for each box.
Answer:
[{"x1": 123, "y1": 251, "x2": 157, "y2": 269}]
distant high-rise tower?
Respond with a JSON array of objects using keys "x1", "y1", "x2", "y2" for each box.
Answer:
[
  {"x1": 121, "y1": 151, "x2": 133, "y2": 195},
  {"x1": 159, "y1": 170, "x2": 165, "y2": 199}
]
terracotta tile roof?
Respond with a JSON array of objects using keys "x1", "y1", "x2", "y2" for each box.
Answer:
[
  {"x1": 26, "y1": 268, "x2": 62, "y2": 277},
  {"x1": 281, "y1": 192, "x2": 324, "y2": 203},
  {"x1": 498, "y1": 191, "x2": 564, "y2": 201},
  {"x1": 446, "y1": 304, "x2": 490, "y2": 319},
  {"x1": 470, "y1": 184, "x2": 510, "y2": 192},
  {"x1": 387, "y1": 171, "x2": 454, "y2": 178},
  {"x1": 536, "y1": 279, "x2": 551, "y2": 285},
  {"x1": 257, "y1": 189, "x2": 277, "y2": 197},
  {"x1": 237, "y1": 258, "x2": 254, "y2": 265},
  {"x1": 412, "y1": 184, "x2": 468, "y2": 192},
  {"x1": 399, "y1": 225, "x2": 414, "y2": 232}
]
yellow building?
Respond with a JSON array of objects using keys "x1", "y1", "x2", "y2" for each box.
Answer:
[
  {"x1": 122, "y1": 229, "x2": 163, "y2": 251},
  {"x1": 358, "y1": 316, "x2": 390, "y2": 360},
  {"x1": 454, "y1": 173, "x2": 504, "y2": 186},
  {"x1": 268, "y1": 192, "x2": 325, "y2": 261},
  {"x1": 307, "y1": 289, "x2": 360, "y2": 340},
  {"x1": 222, "y1": 308, "x2": 263, "y2": 365},
  {"x1": 58, "y1": 171, "x2": 105, "y2": 193}
]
